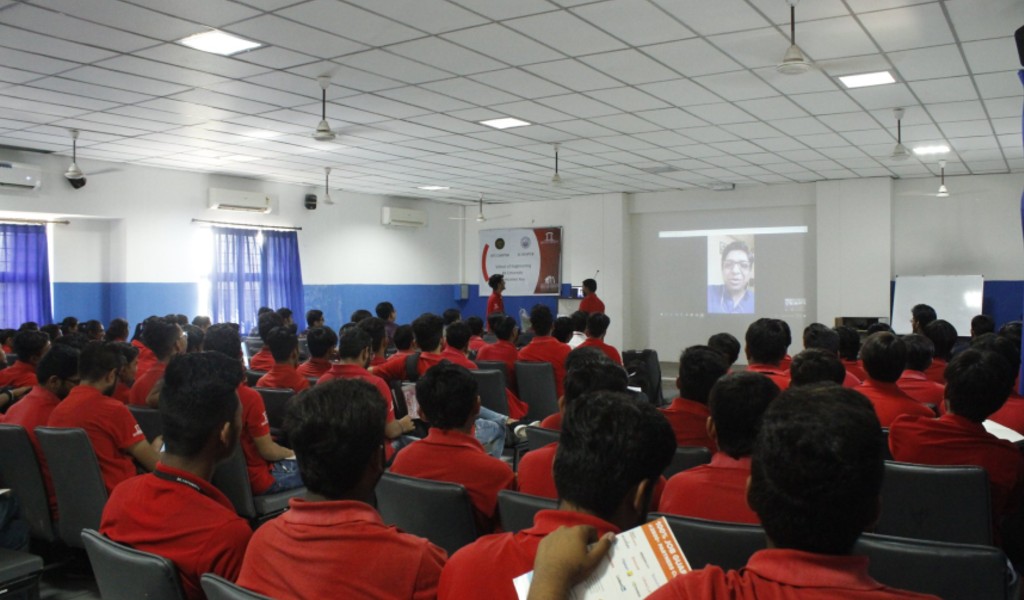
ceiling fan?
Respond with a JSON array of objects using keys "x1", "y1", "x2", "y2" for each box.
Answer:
[
  {"x1": 897, "y1": 161, "x2": 988, "y2": 198},
  {"x1": 64, "y1": 129, "x2": 86, "y2": 189},
  {"x1": 777, "y1": 1, "x2": 811, "y2": 75},
  {"x1": 890, "y1": 107, "x2": 910, "y2": 161},
  {"x1": 321, "y1": 166, "x2": 335, "y2": 205},
  {"x1": 312, "y1": 76, "x2": 336, "y2": 142},
  {"x1": 550, "y1": 143, "x2": 563, "y2": 186},
  {"x1": 449, "y1": 194, "x2": 509, "y2": 223}
]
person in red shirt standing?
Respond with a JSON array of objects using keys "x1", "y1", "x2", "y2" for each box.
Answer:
[
  {"x1": 921, "y1": 320, "x2": 958, "y2": 384},
  {"x1": 439, "y1": 389, "x2": 675, "y2": 600},
  {"x1": 660, "y1": 372, "x2": 779, "y2": 524},
  {"x1": 659, "y1": 345, "x2": 728, "y2": 451},
  {"x1": 255, "y1": 327, "x2": 309, "y2": 393},
  {"x1": 896, "y1": 334, "x2": 946, "y2": 412},
  {"x1": 296, "y1": 326, "x2": 336, "y2": 380},
  {"x1": 486, "y1": 274, "x2": 505, "y2": 322},
  {"x1": 248, "y1": 311, "x2": 284, "y2": 372},
  {"x1": 0, "y1": 330, "x2": 50, "y2": 388},
  {"x1": 577, "y1": 313, "x2": 622, "y2": 365},
  {"x1": 578, "y1": 278, "x2": 604, "y2": 315},
  {"x1": 743, "y1": 319, "x2": 792, "y2": 389},
  {"x1": 390, "y1": 362, "x2": 515, "y2": 533},
  {"x1": 856, "y1": 332, "x2": 933, "y2": 428},
  {"x1": 129, "y1": 317, "x2": 186, "y2": 407},
  {"x1": 48, "y1": 341, "x2": 162, "y2": 493},
  {"x1": 101, "y1": 352, "x2": 253, "y2": 600},
  {"x1": 238, "y1": 378, "x2": 446, "y2": 599},
  {"x1": 518, "y1": 305, "x2": 571, "y2": 398},
  {"x1": 476, "y1": 315, "x2": 520, "y2": 391}
]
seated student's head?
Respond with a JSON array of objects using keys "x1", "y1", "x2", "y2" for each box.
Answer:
[
  {"x1": 337, "y1": 328, "x2": 373, "y2": 366},
  {"x1": 744, "y1": 318, "x2": 788, "y2": 366},
  {"x1": 530, "y1": 304, "x2": 554, "y2": 336},
  {"x1": 183, "y1": 325, "x2": 204, "y2": 353},
  {"x1": 970, "y1": 332, "x2": 1021, "y2": 375},
  {"x1": 492, "y1": 315, "x2": 517, "y2": 343},
  {"x1": 265, "y1": 326, "x2": 299, "y2": 365},
  {"x1": 789, "y1": 349, "x2": 845, "y2": 387},
  {"x1": 865, "y1": 322, "x2": 893, "y2": 335},
  {"x1": 442, "y1": 308, "x2": 462, "y2": 327},
  {"x1": 257, "y1": 311, "x2": 285, "y2": 343},
  {"x1": 285, "y1": 379, "x2": 387, "y2": 501},
  {"x1": 923, "y1": 320, "x2": 958, "y2": 361},
  {"x1": 53, "y1": 332, "x2": 89, "y2": 351},
  {"x1": 902, "y1": 334, "x2": 935, "y2": 372},
  {"x1": 375, "y1": 302, "x2": 396, "y2": 323},
  {"x1": 80, "y1": 320, "x2": 105, "y2": 341},
  {"x1": 563, "y1": 361, "x2": 628, "y2": 412},
  {"x1": 79, "y1": 341, "x2": 125, "y2": 394},
  {"x1": 106, "y1": 318, "x2": 129, "y2": 342},
  {"x1": 569, "y1": 311, "x2": 588, "y2": 334},
  {"x1": 709, "y1": 372, "x2": 780, "y2": 459},
  {"x1": 749, "y1": 384, "x2": 884, "y2": 555},
  {"x1": 552, "y1": 317, "x2": 573, "y2": 344},
  {"x1": 911, "y1": 303, "x2": 937, "y2": 333},
  {"x1": 488, "y1": 274, "x2": 504, "y2": 292},
  {"x1": 555, "y1": 391, "x2": 675, "y2": 527},
  {"x1": 305, "y1": 309, "x2": 324, "y2": 330},
  {"x1": 835, "y1": 325, "x2": 861, "y2": 361},
  {"x1": 802, "y1": 323, "x2": 839, "y2": 353},
  {"x1": 160, "y1": 352, "x2": 242, "y2": 464},
  {"x1": 415, "y1": 362, "x2": 478, "y2": 429},
  {"x1": 113, "y1": 341, "x2": 140, "y2": 385},
  {"x1": 585, "y1": 313, "x2": 611, "y2": 340},
  {"x1": 36, "y1": 344, "x2": 80, "y2": 400},
  {"x1": 0, "y1": 328, "x2": 14, "y2": 348},
  {"x1": 972, "y1": 314, "x2": 996, "y2": 338},
  {"x1": 203, "y1": 324, "x2": 244, "y2": 367},
  {"x1": 445, "y1": 321, "x2": 472, "y2": 352},
  {"x1": 60, "y1": 316, "x2": 79, "y2": 335},
  {"x1": 486, "y1": 312, "x2": 505, "y2": 334},
  {"x1": 305, "y1": 326, "x2": 338, "y2": 360},
  {"x1": 945, "y1": 348, "x2": 1014, "y2": 423},
  {"x1": 859, "y1": 332, "x2": 906, "y2": 383},
  {"x1": 677, "y1": 345, "x2": 729, "y2": 404},
  {"x1": 412, "y1": 313, "x2": 444, "y2": 352},
  {"x1": 707, "y1": 332, "x2": 740, "y2": 367},
  {"x1": 191, "y1": 315, "x2": 212, "y2": 331},
  {"x1": 40, "y1": 324, "x2": 62, "y2": 342},
  {"x1": 350, "y1": 309, "x2": 372, "y2": 324},
  {"x1": 276, "y1": 307, "x2": 294, "y2": 327},
  {"x1": 392, "y1": 325, "x2": 414, "y2": 352},
  {"x1": 357, "y1": 317, "x2": 387, "y2": 354},
  {"x1": 143, "y1": 317, "x2": 185, "y2": 362},
  {"x1": 999, "y1": 321, "x2": 1023, "y2": 348},
  {"x1": 18, "y1": 321, "x2": 39, "y2": 332},
  {"x1": 13, "y1": 330, "x2": 50, "y2": 365},
  {"x1": 466, "y1": 316, "x2": 484, "y2": 339},
  {"x1": 565, "y1": 347, "x2": 610, "y2": 373}
]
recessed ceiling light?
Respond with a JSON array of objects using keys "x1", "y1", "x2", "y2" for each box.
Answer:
[
  {"x1": 479, "y1": 117, "x2": 531, "y2": 130},
  {"x1": 417, "y1": 185, "x2": 450, "y2": 191},
  {"x1": 838, "y1": 71, "x2": 896, "y2": 89},
  {"x1": 179, "y1": 30, "x2": 262, "y2": 56},
  {"x1": 913, "y1": 145, "x2": 950, "y2": 156}
]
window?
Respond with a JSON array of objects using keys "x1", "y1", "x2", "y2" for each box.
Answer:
[{"x1": 0, "y1": 224, "x2": 52, "y2": 327}]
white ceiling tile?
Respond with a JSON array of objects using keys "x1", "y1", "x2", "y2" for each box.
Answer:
[
  {"x1": 442, "y1": 24, "x2": 564, "y2": 66},
  {"x1": 133, "y1": 44, "x2": 270, "y2": 79},
  {"x1": 641, "y1": 38, "x2": 742, "y2": 78},
  {"x1": 234, "y1": 47, "x2": 317, "y2": 70},
  {"x1": 889, "y1": 45, "x2": 968, "y2": 81},
  {"x1": 244, "y1": 71, "x2": 355, "y2": 101},
  {"x1": 631, "y1": 130, "x2": 694, "y2": 147},
  {"x1": 343, "y1": 0, "x2": 488, "y2": 34},
  {"x1": 677, "y1": 126, "x2": 738, "y2": 143},
  {"x1": 571, "y1": 0, "x2": 694, "y2": 46},
  {"x1": 290, "y1": 63, "x2": 402, "y2": 93},
  {"x1": 899, "y1": 123, "x2": 944, "y2": 142},
  {"x1": 637, "y1": 80, "x2": 722, "y2": 106},
  {"x1": 708, "y1": 27, "x2": 790, "y2": 70},
  {"x1": 27, "y1": 77, "x2": 153, "y2": 105},
  {"x1": 535, "y1": 93, "x2": 620, "y2": 118},
  {"x1": 962, "y1": 38, "x2": 1021, "y2": 75},
  {"x1": 0, "y1": 24, "x2": 118, "y2": 64},
  {"x1": 579, "y1": 50, "x2": 680, "y2": 85},
  {"x1": 224, "y1": 15, "x2": 368, "y2": 59},
  {"x1": 756, "y1": 67, "x2": 841, "y2": 95},
  {"x1": 94, "y1": 56, "x2": 229, "y2": 88},
  {"x1": 720, "y1": 122, "x2": 783, "y2": 139},
  {"x1": 590, "y1": 114, "x2": 661, "y2": 134},
  {"x1": 817, "y1": 112, "x2": 881, "y2": 132},
  {"x1": 469, "y1": 68, "x2": 569, "y2": 98},
  {"x1": 990, "y1": 117, "x2": 1020, "y2": 136},
  {"x1": 974, "y1": 73, "x2": 1021, "y2": 100},
  {"x1": 908, "y1": 76, "x2": 978, "y2": 104},
  {"x1": 984, "y1": 97, "x2": 1022, "y2": 119},
  {"x1": 387, "y1": 37, "x2": 505, "y2": 75},
  {"x1": 793, "y1": 133, "x2": 849, "y2": 148},
  {"x1": 734, "y1": 96, "x2": 807, "y2": 120},
  {"x1": 447, "y1": 0, "x2": 556, "y2": 21},
  {"x1": 206, "y1": 81, "x2": 311, "y2": 108},
  {"x1": 422, "y1": 78, "x2": 519, "y2": 105},
  {"x1": 841, "y1": 129, "x2": 894, "y2": 145},
  {"x1": 0, "y1": 48, "x2": 80, "y2": 76},
  {"x1": 633, "y1": 108, "x2": 707, "y2": 129},
  {"x1": 522, "y1": 59, "x2": 622, "y2": 92},
  {"x1": 653, "y1": 0, "x2": 771, "y2": 35},
  {"x1": 59, "y1": 66, "x2": 191, "y2": 96},
  {"x1": 925, "y1": 100, "x2": 987, "y2": 123},
  {"x1": 122, "y1": 0, "x2": 261, "y2": 26},
  {"x1": 798, "y1": 16, "x2": 878, "y2": 61},
  {"x1": 2, "y1": 3, "x2": 157, "y2": 52},
  {"x1": 858, "y1": 3, "x2": 955, "y2": 52},
  {"x1": 376, "y1": 86, "x2": 475, "y2": 113},
  {"x1": 771, "y1": 117, "x2": 832, "y2": 136},
  {"x1": 489, "y1": 100, "x2": 574, "y2": 124},
  {"x1": 108, "y1": 105, "x2": 209, "y2": 127},
  {"x1": 342, "y1": 50, "x2": 452, "y2": 85},
  {"x1": 138, "y1": 98, "x2": 245, "y2": 122},
  {"x1": 945, "y1": 0, "x2": 1022, "y2": 42},
  {"x1": 278, "y1": 0, "x2": 423, "y2": 46},
  {"x1": 406, "y1": 113, "x2": 489, "y2": 135},
  {"x1": 845, "y1": 82, "x2": 918, "y2": 109},
  {"x1": 683, "y1": 103, "x2": 755, "y2": 125},
  {"x1": 505, "y1": 11, "x2": 628, "y2": 56},
  {"x1": 939, "y1": 120, "x2": 993, "y2": 139},
  {"x1": 749, "y1": 0, "x2": 851, "y2": 25},
  {"x1": 585, "y1": 87, "x2": 669, "y2": 112},
  {"x1": 710, "y1": 140, "x2": 764, "y2": 155},
  {"x1": 161, "y1": 89, "x2": 279, "y2": 118},
  {"x1": 694, "y1": 71, "x2": 778, "y2": 101},
  {"x1": 0, "y1": 66, "x2": 43, "y2": 86},
  {"x1": 789, "y1": 91, "x2": 862, "y2": 115},
  {"x1": 30, "y1": 0, "x2": 200, "y2": 41}
]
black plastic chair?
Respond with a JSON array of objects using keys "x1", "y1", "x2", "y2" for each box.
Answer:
[
  {"x1": 663, "y1": 446, "x2": 713, "y2": 479},
  {"x1": 515, "y1": 362, "x2": 559, "y2": 423},
  {"x1": 201, "y1": 574, "x2": 274, "y2": 600},
  {"x1": 0, "y1": 548, "x2": 43, "y2": 600},
  {"x1": 624, "y1": 349, "x2": 664, "y2": 405},
  {"x1": 211, "y1": 447, "x2": 304, "y2": 525},
  {"x1": 855, "y1": 532, "x2": 1017, "y2": 600},
  {"x1": 474, "y1": 360, "x2": 509, "y2": 382},
  {"x1": 35, "y1": 427, "x2": 108, "y2": 548},
  {"x1": 653, "y1": 513, "x2": 766, "y2": 571},
  {"x1": 254, "y1": 388, "x2": 294, "y2": 442},
  {"x1": 525, "y1": 426, "x2": 560, "y2": 452},
  {"x1": 876, "y1": 461, "x2": 992, "y2": 545},
  {"x1": 0, "y1": 424, "x2": 57, "y2": 543},
  {"x1": 81, "y1": 529, "x2": 186, "y2": 600},
  {"x1": 469, "y1": 369, "x2": 509, "y2": 416},
  {"x1": 375, "y1": 472, "x2": 478, "y2": 555},
  {"x1": 128, "y1": 405, "x2": 163, "y2": 442},
  {"x1": 880, "y1": 428, "x2": 893, "y2": 461},
  {"x1": 244, "y1": 370, "x2": 266, "y2": 388},
  {"x1": 498, "y1": 490, "x2": 557, "y2": 534}
]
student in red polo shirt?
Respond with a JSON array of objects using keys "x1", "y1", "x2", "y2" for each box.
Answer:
[
  {"x1": 835, "y1": 325, "x2": 869, "y2": 380},
  {"x1": 131, "y1": 317, "x2": 159, "y2": 378},
  {"x1": 577, "y1": 313, "x2": 622, "y2": 365},
  {"x1": 896, "y1": 334, "x2": 946, "y2": 411},
  {"x1": 3, "y1": 344, "x2": 80, "y2": 521},
  {"x1": 129, "y1": 317, "x2": 186, "y2": 407},
  {"x1": 390, "y1": 362, "x2": 515, "y2": 533},
  {"x1": 743, "y1": 319, "x2": 792, "y2": 389},
  {"x1": 518, "y1": 304, "x2": 571, "y2": 398},
  {"x1": 660, "y1": 372, "x2": 779, "y2": 524},
  {"x1": 438, "y1": 389, "x2": 675, "y2": 600},
  {"x1": 476, "y1": 315, "x2": 520, "y2": 390},
  {"x1": 375, "y1": 324, "x2": 414, "y2": 373},
  {"x1": 255, "y1": 327, "x2": 309, "y2": 393},
  {"x1": 110, "y1": 343, "x2": 139, "y2": 404},
  {"x1": 358, "y1": 317, "x2": 389, "y2": 368},
  {"x1": 296, "y1": 326, "x2": 336, "y2": 380},
  {"x1": 536, "y1": 348, "x2": 609, "y2": 431},
  {"x1": 48, "y1": 341, "x2": 162, "y2": 493},
  {"x1": 375, "y1": 301, "x2": 398, "y2": 346},
  {"x1": 238, "y1": 379, "x2": 446, "y2": 598},
  {"x1": 921, "y1": 320, "x2": 958, "y2": 384},
  {"x1": 0, "y1": 330, "x2": 50, "y2": 388},
  {"x1": 802, "y1": 323, "x2": 860, "y2": 387},
  {"x1": 248, "y1": 311, "x2": 283, "y2": 372},
  {"x1": 578, "y1": 278, "x2": 605, "y2": 315},
  {"x1": 304, "y1": 308, "x2": 324, "y2": 333},
  {"x1": 911, "y1": 303, "x2": 937, "y2": 334},
  {"x1": 979, "y1": 333, "x2": 1024, "y2": 433},
  {"x1": 466, "y1": 316, "x2": 487, "y2": 355},
  {"x1": 789, "y1": 349, "x2": 846, "y2": 387},
  {"x1": 659, "y1": 345, "x2": 728, "y2": 450},
  {"x1": 857, "y1": 332, "x2": 932, "y2": 427},
  {"x1": 707, "y1": 332, "x2": 740, "y2": 369},
  {"x1": 101, "y1": 352, "x2": 253, "y2": 600},
  {"x1": 486, "y1": 274, "x2": 505, "y2": 321},
  {"x1": 442, "y1": 321, "x2": 527, "y2": 425}
]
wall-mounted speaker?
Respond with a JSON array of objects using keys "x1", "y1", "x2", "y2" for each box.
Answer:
[{"x1": 304, "y1": 194, "x2": 317, "y2": 210}]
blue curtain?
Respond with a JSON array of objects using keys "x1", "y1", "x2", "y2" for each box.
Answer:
[
  {"x1": 210, "y1": 227, "x2": 304, "y2": 334},
  {"x1": 0, "y1": 224, "x2": 52, "y2": 328}
]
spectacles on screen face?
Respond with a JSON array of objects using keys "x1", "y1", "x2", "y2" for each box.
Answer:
[{"x1": 723, "y1": 261, "x2": 752, "y2": 271}]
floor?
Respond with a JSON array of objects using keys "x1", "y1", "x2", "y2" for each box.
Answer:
[{"x1": 36, "y1": 559, "x2": 100, "y2": 600}]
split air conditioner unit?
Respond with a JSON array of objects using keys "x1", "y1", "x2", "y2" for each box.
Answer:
[
  {"x1": 0, "y1": 162, "x2": 42, "y2": 190},
  {"x1": 208, "y1": 188, "x2": 273, "y2": 213},
  {"x1": 381, "y1": 206, "x2": 427, "y2": 228}
]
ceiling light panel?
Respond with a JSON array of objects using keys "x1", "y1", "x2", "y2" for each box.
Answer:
[
  {"x1": 839, "y1": 71, "x2": 897, "y2": 88},
  {"x1": 479, "y1": 117, "x2": 532, "y2": 130},
  {"x1": 179, "y1": 30, "x2": 262, "y2": 56}
]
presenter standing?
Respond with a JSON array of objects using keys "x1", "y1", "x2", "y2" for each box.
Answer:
[
  {"x1": 579, "y1": 278, "x2": 605, "y2": 314},
  {"x1": 487, "y1": 274, "x2": 506, "y2": 318}
]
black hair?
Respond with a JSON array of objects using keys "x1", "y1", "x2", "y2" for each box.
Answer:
[
  {"x1": 106, "y1": 318, "x2": 129, "y2": 341},
  {"x1": 257, "y1": 311, "x2": 285, "y2": 342},
  {"x1": 36, "y1": 344, "x2": 80, "y2": 383},
  {"x1": 859, "y1": 332, "x2": 906, "y2": 383},
  {"x1": 285, "y1": 379, "x2": 386, "y2": 499},
  {"x1": 375, "y1": 302, "x2": 395, "y2": 320},
  {"x1": 487, "y1": 312, "x2": 505, "y2": 333},
  {"x1": 582, "y1": 278, "x2": 597, "y2": 293},
  {"x1": 203, "y1": 323, "x2": 243, "y2": 360},
  {"x1": 392, "y1": 325, "x2": 414, "y2": 351},
  {"x1": 412, "y1": 313, "x2": 444, "y2": 352},
  {"x1": 18, "y1": 321, "x2": 39, "y2": 332},
  {"x1": 552, "y1": 317, "x2": 573, "y2": 344},
  {"x1": 945, "y1": 349, "x2": 1013, "y2": 422},
  {"x1": 337, "y1": 327, "x2": 372, "y2": 360},
  {"x1": 305, "y1": 326, "x2": 337, "y2": 359},
  {"x1": 265, "y1": 326, "x2": 298, "y2": 362},
  {"x1": 911, "y1": 304, "x2": 937, "y2": 330},
  {"x1": 749, "y1": 384, "x2": 883, "y2": 554},
  {"x1": 709, "y1": 372, "x2": 779, "y2": 458},
  {"x1": 586, "y1": 313, "x2": 611, "y2": 339},
  {"x1": 13, "y1": 330, "x2": 49, "y2": 362},
  {"x1": 901, "y1": 334, "x2": 934, "y2": 372},
  {"x1": 183, "y1": 324, "x2": 204, "y2": 353},
  {"x1": 970, "y1": 333, "x2": 1021, "y2": 383},
  {"x1": 565, "y1": 346, "x2": 611, "y2": 373},
  {"x1": 79, "y1": 341, "x2": 124, "y2": 382},
  {"x1": 445, "y1": 321, "x2": 472, "y2": 351},
  {"x1": 142, "y1": 317, "x2": 181, "y2": 361},
  {"x1": 40, "y1": 324, "x2": 61, "y2": 341},
  {"x1": 564, "y1": 362, "x2": 628, "y2": 408},
  {"x1": 999, "y1": 321, "x2": 1023, "y2": 349},
  {"x1": 707, "y1": 332, "x2": 740, "y2": 366},
  {"x1": 415, "y1": 362, "x2": 478, "y2": 429},
  {"x1": 569, "y1": 311, "x2": 588, "y2": 333},
  {"x1": 81, "y1": 320, "x2": 104, "y2": 340},
  {"x1": 972, "y1": 314, "x2": 996, "y2": 337},
  {"x1": 923, "y1": 320, "x2": 958, "y2": 361},
  {"x1": 276, "y1": 307, "x2": 293, "y2": 322},
  {"x1": 442, "y1": 308, "x2": 462, "y2": 326},
  {"x1": 802, "y1": 323, "x2": 839, "y2": 353},
  {"x1": 53, "y1": 332, "x2": 89, "y2": 351},
  {"x1": 305, "y1": 309, "x2": 324, "y2": 329},
  {"x1": 530, "y1": 304, "x2": 554, "y2": 336},
  {"x1": 745, "y1": 318, "x2": 789, "y2": 365},
  {"x1": 488, "y1": 274, "x2": 504, "y2": 291},
  {"x1": 191, "y1": 315, "x2": 211, "y2": 329},
  {"x1": 493, "y1": 315, "x2": 517, "y2": 342},
  {"x1": 677, "y1": 345, "x2": 729, "y2": 404},
  {"x1": 173, "y1": 314, "x2": 189, "y2": 327},
  {"x1": 160, "y1": 352, "x2": 242, "y2": 458},
  {"x1": 466, "y1": 316, "x2": 484, "y2": 337},
  {"x1": 60, "y1": 316, "x2": 78, "y2": 334},
  {"x1": 789, "y1": 349, "x2": 846, "y2": 387},
  {"x1": 835, "y1": 326, "x2": 861, "y2": 361},
  {"x1": 257, "y1": 306, "x2": 273, "y2": 317},
  {"x1": 112, "y1": 341, "x2": 139, "y2": 367},
  {"x1": 865, "y1": 323, "x2": 893, "y2": 335},
  {"x1": 555, "y1": 391, "x2": 675, "y2": 521},
  {"x1": 357, "y1": 317, "x2": 387, "y2": 352}
]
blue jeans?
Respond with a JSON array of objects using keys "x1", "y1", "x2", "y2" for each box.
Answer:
[
  {"x1": 262, "y1": 458, "x2": 304, "y2": 494},
  {"x1": 475, "y1": 414, "x2": 505, "y2": 458}
]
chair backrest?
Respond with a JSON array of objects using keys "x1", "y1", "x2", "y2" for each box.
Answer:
[
  {"x1": 35, "y1": 427, "x2": 108, "y2": 548},
  {"x1": 375, "y1": 472, "x2": 478, "y2": 555},
  {"x1": 498, "y1": 490, "x2": 557, "y2": 534},
  {"x1": 880, "y1": 428, "x2": 893, "y2": 461},
  {"x1": 525, "y1": 426, "x2": 560, "y2": 452},
  {"x1": 254, "y1": 388, "x2": 294, "y2": 433},
  {"x1": 201, "y1": 574, "x2": 273, "y2": 600},
  {"x1": 469, "y1": 369, "x2": 508, "y2": 415},
  {"x1": 128, "y1": 406, "x2": 163, "y2": 442},
  {"x1": 474, "y1": 360, "x2": 508, "y2": 381},
  {"x1": 515, "y1": 362, "x2": 559, "y2": 423},
  {"x1": 663, "y1": 446, "x2": 713, "y2": 479},
  {"x1": 244, "y1": 370, "x2": 265, "y2": 388},
  {"x1": 243, "y1": 337, "x2": 263, "y2": 359},
  {"x1": 210, "y1": 447, "x2": 257, "y2": 521},
  {"x1": 623, "y1": 349, "x2": 664, "y2": 405},
  {"x1": 855, "y1": 533, "x2": 1015, "y2": 600},
  {"x1": 653, "y1": 513, "x2": 767, "y2": 571},
  {"x1": 0, "y1": 424, "x2": 56, "y2": 542},
  {"x1": 876, "y1": 461, "x2": 992, "y2": 545},
  {"x1": 81, "y1": 529, "x2": 186, "y2": 600}
]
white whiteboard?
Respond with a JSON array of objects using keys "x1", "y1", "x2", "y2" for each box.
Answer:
[{"x1": 891, "y1": 275, "x2": 983, "y2": 335}]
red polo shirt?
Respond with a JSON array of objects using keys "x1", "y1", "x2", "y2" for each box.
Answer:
[
  {"x1": 390, "y1": 428, "x2": 515, "y2": 533},
  {"x1": 476, "y1": 340, "x2": 519, "y2": 390},
  {"x1": 238, "y1": 498, "x2": 446, "y2": 600},
  {"x1": 842, "y1": 370, "x2": 862, "y2": 388},
  {"x1": 468, "y1": 336, "x2": 486, "y2": 353},
  {"x1": 658, "y1": 397, "x2": 717, "y2": 452},
  {"x1": 745, "y1": 363, "x2": 790, "y2": 390},
  {"x1": 100, "y1": 463, "x2": 252, "y2": 600},
  {"x1": 0, "y1": 361, "x2": 37, "y2": 388},
  {"x1": 648, "y1": 549, "x2": 938, "y2": 599},
  {"x1": 237, "y1": 384, "x2": 275, "y2": 495},
  {"x1": 889, "y1": 412, "x2": 1024, "y2": 521},
  {"x1": 896, "y1": 370, "x2": 946, "y2": 414},
  {"x1": 486, "y1": 292, "x2": 504, "y2": 318},
  {"x1": 296, "y1": 357, "x2": 331, "y2": 380},
  {"x1": 374, "y1": 351, "x2": 447, "y2": 382},
  {"x1": 128, "y1": 361, "x2": 166, "y2": 407},
  {"x1": 660, "y1": 454, "x2": 757, "y2": 524},
  {"x1": 369, "y1": 354, "x2": 387, "y2": 368},
  {"x1": 48, "y1": 385, "x2": 146, "y2": 493},
  {"x1": 133, "y1": 340, "x2": 158, "y2": 379},
  {"x1": 112, "y1": 381, "x2": 131, "y2": 404},
  {"x1": 857, "y1": 378, "x2": 933, "y2": 427},
  {"x1": 255, "y1": 364, "x2": 309, "y2": 393},
  {"x1": 248, "y1": 348, "x2": 274, "y2": 372},
  {"x1": 923, "y1": 358, "x2": 948, "y2": 384},
  {"x1": 578, "y1": 337, "x2": 623, "y2": 365},
  {"x1": 438, "y1": 510, "x2": 618, "y2": 600},
  {"x1": 842, "y1": 359, "x2": 868, "y2": 381},
  {"x1": 317, "y1": 364, "x2": 395, "y2": 423},
  {"x1": 539, "y1": 413, "x2": 562, "y2": 430},
  {"x1": 989, "y1": 393, "x2": 1024, "y2": 434},
  {"x1": 441, "y1": 347, "x2": 478, "y2": 370},
  {"x1": 518, "y1": 336, "x2": 571, "y2": 398},
  {"x1": 3, "y1": 385, "x2": 60, "y2": 519},
  {"x1": 579, "y1": 294, "x2": 605, "y2": 314}
]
